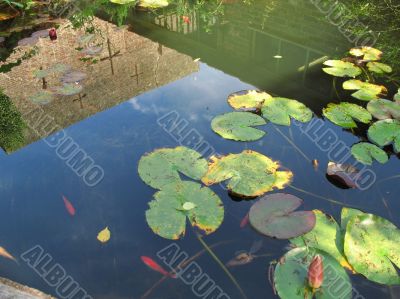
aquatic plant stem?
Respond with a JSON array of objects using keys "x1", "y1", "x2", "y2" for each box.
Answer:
[
  {"x1": 332, "y1": 77, "x2": 341, "y2": 100},
  {"x1": 140, "y1": 240, "x2": 234, "y2": 299},
  {"x1": 196, "y1": 234, "x2": 248, "y2": 299}
]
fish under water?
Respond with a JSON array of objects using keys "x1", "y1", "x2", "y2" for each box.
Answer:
[
  {"x1": 62, "y1": 195, "x2": 76, "y2": 216},
  {"x1": 0, "y1": 246, "x2": 17, "y2": 262},
  {"x1": 141, "y1": 256, "x2": 177, "y2": 278},
  {"x1": 240, "y1": 213, "x2": 249, "y2": 228}
]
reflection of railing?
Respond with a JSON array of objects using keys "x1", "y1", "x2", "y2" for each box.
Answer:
[{"x1": 154, "y1": 13, "x2": 198, "y2": 34}]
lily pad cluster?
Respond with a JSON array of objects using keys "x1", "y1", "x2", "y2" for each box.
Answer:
[
  {"x1": 245, "y1": 199, "x2": 400, "y2": 299},
  {"x1": 211, "y1": 90, "x2": 313, "y2": 141},
  {"x1": 321, "y1": 47, "x2": 398, "y2": 165},
  {"x1": 138, "y1": 147, "x2": 293, "y2": 239}
]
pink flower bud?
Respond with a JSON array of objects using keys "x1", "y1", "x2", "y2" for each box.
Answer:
[
  {"x1": 308, "y1": 255, "x2": 324, "y2": 289},
  {"x1": 49, "y1": 28, "x2": 57, "y2": 41}
]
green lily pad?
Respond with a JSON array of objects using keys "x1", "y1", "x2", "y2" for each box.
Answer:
[
  {"x1": 344, "y1": 213, "x2": 400, "y2": 285},
  {"x1": 367, "y1": 62, "x2": 392, "y2": 74},
  {"x1": 340, "y1": 207, "x2": 364, "y2": 232},
  {"x1": 29, "y1": 91, "x2": 54, "y2": 105},
  {"x1": 351, "y1": 143, "x2": 388, "y2": 165},
  {"x1": 201, "y1": 150, "x2": 293, "y2": 197},
  {"x1": 274, "y1": 247, "x2": 352, "y2": 299},
  {"x1": 249, "y1": 193, "x2": 315, "y2": 239},
  {"x1": 291, "y1": 210, "x2": 351, "y2": 270},
  {"x1": 110, "y1": 0, "x2": 137, "y2": 4},
  {"x1": 323, "y1": 102, "x2": 372, "y2": 128},
  {"x1": 322, "y1": 60, "x2": 361, "y2": 78},
  {"x1": 350, "y1": 47, "x2": 382, "y2": 61},
  {"x1": 138, "y1": 146, "x2": 208, "y2": 190},
  {"x1": 343, "y1": 79, "x2": 387, "y2": 101},
  {"x1": 138, "y1": 0, "x2": 169, "y2": 8},
  {"x1": 33, "y1": 69, "x2": 52, "y2": 79},
  {"x1": 146, "y1": 181, "x2": 224, "y2": 240},
  {"x1": 367, "y1": 98, "x2": 400, "y2": 120},
  {"x1": 211, "y1": 112, "x2": 266, "y2": 141},
  {"x1": 368, "y1": 119, "x2": 400, "y2": 153},
  {"x1": 227, "y1": 90, "x2": 272, "y2": 111},
  {"x1": 260, "y1": 97, "x2": 313, "y2": 126},
  {"x1": 54, "y1": 84, "x2": 83, "y2": 96}
]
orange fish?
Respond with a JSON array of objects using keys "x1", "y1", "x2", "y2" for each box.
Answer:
[
  {"x1": 182, "y1": 16, "x2": 190, "y2": 24},
  {"x1": 240, "y1": 213, "x2": 249, "y2": 228},
  {"x1": 62, "y1": 195, "x2": 76, "y2": 216},
  {"x1": 0, "y1": 246, "x2": 16, "y2": 262},
  {"x1": 308, "y1": 255, "x2": 324, "y2": 289},
  {"x1": 141, "y1": 256, "x2": 176, "y2": 278}
]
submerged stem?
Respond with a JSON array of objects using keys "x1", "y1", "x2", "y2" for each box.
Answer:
[
  {"x1": 273, "y1": 125, "x2": 311, "y2": 163},
  {"x1": 196, "y1": 234, "x2": 248, "y2": 299}
]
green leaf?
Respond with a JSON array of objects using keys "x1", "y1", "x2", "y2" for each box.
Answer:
[
  {"x1": 211, "y1": 112, "x2": 266, "y2": 141},
  {"x1": 33, "y1": 69, "x2": 51, "y2": 79},
  {"x1": 109, "y1": 0, "x2": 137, "y2": 4},
  {"x1": 29, "y1": 91, "x2": 54, "y2": 105},
  {"x1": 367, "y1": 62, "x2": 392, "y2": 74},
  {"x1": 323, "y1": 102, "x2": 372, "y2": 128},
  {"x1": 138, "y1": 146, "x2": 208, "y2": 190},
  {"x1": 394, "y1": 89, "x2": 400, "y2": 103},
  {"x1": 291, "y1": 210, "x2": 351, "y2": 270},
  {"x1": 146, "y1": 181, "x2": 224, "y2": 240},
  {"x1": 368, "y1": 119, "x2": 400, "y2": 153},
  {"x1": 340, "y1": 207, "x2": 364, "y2": 232},
  {"x1": 344, "y1": 213, "x2": 400, "y2": 285},
  {"x1": 227, "y1": 90, "x2": 272, "y2": 111},
  {"x1": 260, "y1": 97, "x2": 313, "y2": 126},
  {"x1": 274, "y1": 247, "x2": 352, "y2": 299},
  {"x1": 201, "y1": 150, "x2": 293, "y2": 198},
  {"x1": 351, "y1": 142, "x2": 388, "y2": 165},
  {"x1": 350, "y1": 47, "x2": 382, "y2": 61},
  {"x1": 367, "y1": 98, "x2": 400, "y2": 120},
  {"x1": 343, "y1": 79, "x2": 387, "y2": 101},
  {"x1": 138, "y1": 0, "x2": 169, "y2": 8},
  {"x1": 322, "y1": 60, "x2": 361, "y2": 78},
  {"x1": 54, "y1": 84, "x2": 83, "y2": 96},
  {"x1": 249, "y1": 193, "x2": 315, "y2": 239}
]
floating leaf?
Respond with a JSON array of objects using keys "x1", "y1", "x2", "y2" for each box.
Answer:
[
  {"x1": 138, "y1": 0, "x2": 169, "y2": 8},
  {"x1": 33, "y1": 69, "x2": 52, "y2": 79},
  {"x1": 343, "y1": 79, "x2": 387, "y2": 101},
  {"x1": 367, "y1": 98, "x2": 400, "y2": 120},
  {"x1": 291, "y1": 210, "x2": 351, "y2": 269},
  {"x1": 227, "y1": 90, "x2": 272, "y2": 111},
  {"x1": 249, "y1": 193, "x2": 315, "y2": 239},
  {"x1": 61, "y1": 71, "x2": 87, "y2": 84},
  {"x1": 368, "y1": 119, "x2": 400, "y2": 153},
  {"x1": 274, "y1": 247, "x2": 352, "y2": 299},
  {"x1": 340, "y1": 207, "x2": 364, "y2": 232},
  {"x1": 81, "y1": 46, "x2": 103, "y2": 56},
  {"x1": 138, "y1": 146, "x2": 208, "y2": 190},
  {"x1": 146, "y1": 181, "x2": 224, "y2": 240},
  {"x1": 344, "y1": 213, "x2": 400, "y2": 285},
  {"x1": 97, "y1": 227, "x2": 111, "y2": 243},
  {"x1": 201, "y1": 150, "x2": 293, "y2": 197},
  {"x1": 78, "y1": 34, "x2": 95, "y2": 45},
  {"x1": 326, "y1": 162, "x2": 359, "y2": 189},
  {"x1": 367, "y1": 62, "x2": 392, "y2": 74},
  {"x1": 323, "y1": 102, "x2": 371, "y2": 128},
  {"x1": 0, "y1": 246, "x2": 16, "y2": 262},
  {"x1": 261, "y1": 97, "x2": 313, "y2": 126},
  {"x1": 51, "y1": 63, "x2": 71, "y2": 73},
  {"x1": 110, "y1": 0, "x2": 137, "y2": 3},
  {"x1": 351, "y1": 143, "x2": 388, "y2": 165},
  {"x1": 54, "y1": 83, "x2": 83, "y2": 96},
  {"x1": 211, "y1": 112, "x2": 266, "y2": 141},
  {"x1": 350, "y1": 47, "x2": 382, "y2": 61},
  {"x1": 29, "y1": 91, "x2": 54, "y2": 105},
  {"x1": 322, "y1": 60, "x2": 361, "y2": 78}
]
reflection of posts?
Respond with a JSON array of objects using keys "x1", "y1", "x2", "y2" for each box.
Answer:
[
  {"x1": 130, "y1": 64, "x2": 144, "y2": 85},
  {"x1": 100, "y1": 38, "x2": 121, "y2": 75},
  {"x1": 73, "y1": 93, "x2": 87, "y2": 109}
]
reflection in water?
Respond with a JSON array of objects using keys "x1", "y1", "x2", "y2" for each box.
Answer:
[{"x1": 0, "y1": 17, "x2": 198, "y2": 153}]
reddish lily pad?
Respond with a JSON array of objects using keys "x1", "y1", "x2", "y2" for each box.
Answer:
[
  {"x1": 249, "y1": 193, "x2": 315, "y2": 239},
  {"x1": 326, "y1": 162, "x2": 359, "y2": 189}
]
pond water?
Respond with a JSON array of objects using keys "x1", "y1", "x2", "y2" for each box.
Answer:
[{"x1": 0, "y1": 1, "x2": 400, "y2": 299}]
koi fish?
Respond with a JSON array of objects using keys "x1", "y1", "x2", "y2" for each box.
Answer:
[
  {"x1": 0, "y1": 246, "x2": 16, "y2": 262},
  {"x1": 240, "y1": 213, "x2": 249, "y2": 228},
  {"x1": 182, "y1": 16, "x2": 190, "y2": 24},
  {"x1": 62, "y1": 195, "x2": 76, "y2": 216},
  {"x1": 141, "y1": 256, "x2": 176, "y2": 278}
]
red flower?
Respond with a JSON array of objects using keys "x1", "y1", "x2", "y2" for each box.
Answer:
[
  {"x1": 49, "y1": 28, "x2": 57, "y2": 41},
  {"x1": 308, "y1": 255, "x2": 324, "y2": 289},
  {"x1": 182, "y1": 16, "x2": 190, "y2": 24}
]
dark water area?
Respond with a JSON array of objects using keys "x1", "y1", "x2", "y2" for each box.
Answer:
[{"x1": 0, "y1": 1, "x2": 400, "y2": 298}]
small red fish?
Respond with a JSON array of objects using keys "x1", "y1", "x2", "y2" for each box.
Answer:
[
  {"x1": 240, "y1": 213, "x2": 249, "y2": 228},
  {"x1": 62, "y1": 195, "x2": 76, "y2": 216},
  {"x1": 49, "y1": 28, "x2": 57, "y2": 41},
  {"x1": 141, "y1": 256, "x2": 176, "y2": 278},
  {"x1": 182, "y1": 16, "x2": 190, "y2": 24},
  {"x1": 308, "y1": 255, "x2": 324, "y2": 289}
]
